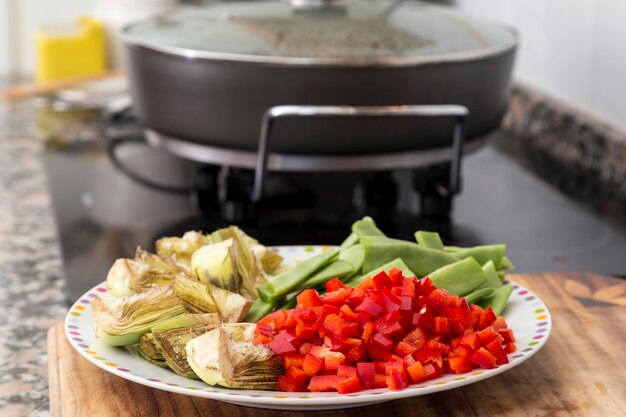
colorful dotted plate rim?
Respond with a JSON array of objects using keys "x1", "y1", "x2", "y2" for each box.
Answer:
[{"x1": 64, "y1": 245, "x2": 552, "y2": 410}]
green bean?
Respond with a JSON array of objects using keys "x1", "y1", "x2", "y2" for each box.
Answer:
[
  {"x1": 480, "y1": 260, "x2": 503, "y2": 289},
  {"x1": 362, "y1": 236, "x2": 459, "y2": 278},
  {"x1": 264, "y1": 248, "x2": 338, "y2": 296},
  {"x1": 500, "y1": 255, "x2": 514, "y2": 271},
  {"x1": 427, "y1": 258, "x2": 488, "y2": 296},
  {"x1": 339, "y1": 232, "x2": 359, "y2": 252},
  {"x1": 347, "y1": 258, "x2": 414, "y2": 287},
  {"x1": 339, "y1": 244, "x2": 364, "y2": 271},
  {"x1": 451, "y1": 244, "x2": 506, "y2": 269},
  {"x1": 414, "y1": 231, "x2": 445, "y2": 251},
  {"x1": 478, "y1": 285, "x2": 513, "y2": 315},
  {"x1": 295, "y1": 260, "x2": 355, "y2": 291},
  {"x1": 464, "y1": 287, "x2": 495, "y2": 305},
  {"x1": 352, "y1": 217, "x2": 386, "y2": 240},
  {"x1": 245, "y1": 298, "x2": 275, "y2": 322}
]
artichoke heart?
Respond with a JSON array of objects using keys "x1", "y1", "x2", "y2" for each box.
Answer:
[
  {"x1": 138, "y1": 333, "x2": 167, "y2": 367},
  {"x1": 156, "y1": 231, "x2": 213, "y2": 272},
  {"x1": 192, "y1": 226, "x2": 275, "y2": 299},
  {"x1": 153, "y1": 323, "x2": 219, "y2": 379},
  {"x1": 186, "y1": 323, "x2": 283, "y2": 389},
  {"x1": 92, "y1": 285, "x2": 186, "y2": 346},
  {"x1": 106, "y1": 248, "x2": 188, "y2": 297},
  {"x1": 173, "y1": 276, "x2": 252, "y2": 323},
  {"x1": 213, "y1": 226, "x2": 283, "y2": 275}
]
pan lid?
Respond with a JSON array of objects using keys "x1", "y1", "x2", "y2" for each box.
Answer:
[{"x1": 123, "y1": 0, "x2": 517, "y2": 67}]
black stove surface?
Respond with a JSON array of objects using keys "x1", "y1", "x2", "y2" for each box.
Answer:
[{"x1": 43, "y1": 130, "x2": 626, "y2": 303}]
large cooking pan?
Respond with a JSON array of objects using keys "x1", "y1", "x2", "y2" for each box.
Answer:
[{"x1": 122, "y1": 0, "x2": 517, "y2": 157}]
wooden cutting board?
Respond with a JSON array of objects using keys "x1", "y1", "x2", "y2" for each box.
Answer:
[{"x1": 48, "y1": 272, "x2": 626, "y2": 417}]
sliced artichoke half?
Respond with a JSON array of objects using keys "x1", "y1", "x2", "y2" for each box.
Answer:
[
  {"x1": 173, "y1": 276, "x2": 252, "y2": 323},
  {"x1": 92, "y1": 285, "x2": 186, "y2": 346},
  {"x1": 186, "y1": 323, "x2": 283, "y2": 390},
  {"x1": 156, "y1": 231, "x2": 213, "y2": 272}
]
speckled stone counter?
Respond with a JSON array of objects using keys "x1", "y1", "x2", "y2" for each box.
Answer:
[{"x1": 0, "y1": 99, "x2": 67, "y2": 417}]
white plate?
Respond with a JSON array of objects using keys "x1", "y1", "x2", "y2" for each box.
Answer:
[{"x1": 65, "y1": 245, "x2": 552, "y2": 410}]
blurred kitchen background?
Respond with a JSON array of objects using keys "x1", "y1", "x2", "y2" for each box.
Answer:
[{"x1": 0, "y1": 0, "x2": 625, "y2": 304}]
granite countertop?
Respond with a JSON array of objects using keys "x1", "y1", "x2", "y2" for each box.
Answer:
[{"x1": 0, "y1": 99, "x2": 67, "y2": 417}]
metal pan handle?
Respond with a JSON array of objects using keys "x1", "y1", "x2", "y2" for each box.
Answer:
[{"x1": 253, "y1": 104, "x2": 469, "y2": 202}]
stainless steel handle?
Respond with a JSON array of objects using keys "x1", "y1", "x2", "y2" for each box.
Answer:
[{"x1": 252, "y1": 104, "x2": 469, "y2": 202}]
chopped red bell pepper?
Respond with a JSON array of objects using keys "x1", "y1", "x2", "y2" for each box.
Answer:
[
  {"x1": 485, "y1": 339, "x2": 509, "y2": 365},
  {"x1": 394, "y1": 341, "x2": 418, "y2": 357},
  {"x1": 470, "y1": 347, "x2": 498, "y2": 369},
  {"x1": 303, "y1": 353, "x2": 324, "y2": 376},
  {"x1": 325, "y1": 277, "x2": 347, "y2": 292},
  {"x1": 297, "y1": 289, "x2": 323, "y2": 307},
  {"x1": 432, "y1": 316, "x2": 449, "y2": 335},
  {"x1": 323, "y1": 288, "x2": 352, "y2": 306},
  {"x1": 337, "y1": 376, "x2": 363, "y2": 394},
  {"x1": 357, "y1": 362, "x2": 375, "y2": 389},
  {"x1": 372, "y1": 332, "x2": 395, "y2": 351},
  {"x1": 308, "y1": 375, "x2": 347, "y2": 392},
  {"x1": 324, "y1": 351, "x2": 346, "y2": 371},
  {"x1": 355, "y1": 296, "x2": 384, "y2": 319},
  {"x1": 477, "y1": 306, "x2": 497, "y2": 330},
  {"x1": 447, "y1": 355, "x2": 473, "y2": 374},
  {"x1": 283, "y1": 353, "x2": 305, "y2": 369},
  {"x1": 337, "y1": 365, "x2": 358, "y2": 378},
  {"x1": 322, "y1": 314, "x2": 359, "y2": 339}
]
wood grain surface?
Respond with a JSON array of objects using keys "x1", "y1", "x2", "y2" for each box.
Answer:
[{"x1": 48, "y1": 273, "x2": 626, "y2": 417}]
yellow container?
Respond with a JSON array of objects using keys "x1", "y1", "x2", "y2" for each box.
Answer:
[{"x1": 36, "y1": 17, "x2": 106, "y2": 83}]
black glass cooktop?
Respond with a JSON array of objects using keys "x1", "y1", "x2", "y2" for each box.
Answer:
[{"x1": 43, "y1": 129, "x2": 626, "y2": 303}]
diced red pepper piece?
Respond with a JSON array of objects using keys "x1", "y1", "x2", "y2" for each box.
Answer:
[
  {"x1": 391, "y1": 287, "x2": 403, "y2": 296},
  {"x1": 372, "y1": 271, "x2": 392, "y2": 291},
  {"x1": 470, "y1": 347, "x2": 498, "y2": 369},
  {"x1": 356, "y1": 311, "x2": 371, "y2": 326},
  {"x1": 387, "y1": 372, "x2": 408, "y2": 390},
  {"x1": 323, "y1": 288, "x2": 352, "y2": 306},
  {"x1": 303, "y1": 353, "x2": 324, "y2": 376},
  {"x1": 323, "y1": 351, "x2": 345, "y2": 371},
  {"x1": 257, "y1": 309, "x2": 287, "y2": 331},
  {"x1": 290, "y1": 308, "x2": 316, "y2": 323},
  {"x1": 375, "y1": 318, "x2": 404, "y2": 339},
  {"x1": 388, "y1": 267, "x2": 404, "y2": 286},
  {"x1": 308, "y1": 345, "x2": 327, "y2": 361},
  {"x1": 415, "y1": 348, "x2": 443, "y2": 368},
  {"x1": 477, "y1": 306, "x2": 497, "y2": 330},
  {"x1": 417, "y1": 277, "x2": 436, "y2": 297},
  {"x1": 325, "y1": 277, "x2": 348, "y2": 292},
  {"x1": 385, "y1": 361, "x2": 408, "y2": 380},
  {"x1": 447, "y1": 355, "x2": 473, "y2": 374},
  {"x1": 497, "y1": 328, "x2": 516, "y2": 344},
  {"x1": 337, "y1": 365, "x2": 358, "y2": 378},
  {"x1": 268, "y1": 337, "x2": 296, "y2": 355},
  {"x1": 361, "y1": 321, "x2": 375, "y2": 342},
  {"x1": 380, "y1": 288, "x2": 402, "y2": 313},
  {"x1": 477, "y1": 327, "x2": 504, "y2": 345},
  {"x1": 308, "y1": 375, "x2": 347, "y2": 392},
  {"x1": 337, "y1": 376, "x2": 363, "y2": 394},
  {"x1": 299, "y1": 342, "x2": 314, "y2": 355},
  {"x1": 296, "y1": 289, "x2": 323, "y2": 308},
  {"x1": 255, "y1": 322, "x2": 273, "y2": 337},
  {"x1": 403, "y1": 328, "x2": 427, "y2": 350},
  {"x1": 285, "y1": 366, "x2": 308, "y2": 387},
  {"x1": 492, "y1": 316, "x2": 508, "y2": 330},
  {"x1": 394, "y1": 341, "x2": 418, "y2": 357},
  {"x1": 455, "y1": 297, "x2": 469, "y2": 310},
  {"x1": 412, "y1": 309, "x2": 435, "y2": 332},
  {"x1": 366, "y1": 344, "x2": 388, "y2": 361},
  {"x1": 372, "y1": 332, "x2": 395, "y2": 351},
  {"x1": 460, "y1": 333, "x2": 481, "y2": 350},
  {"x1": 448, "y1": 319, "x2": 467, "y2": 336},
  {"x1": 322, "y1": 314, "x2": 359, "y2": 339},
  {"x1": 407, "y1": 361, "x2": 425, "y2": 383},
  {"x1": 373, "y1": 374, "x2": 387, "y2": 388},
  {"x1": 485, "y1": 339, "x2": 509, "y2": 365},
  {"x1": 295, "y1": 320, "x2": 318, "y2": 340},
  {"x1": 283, "y1": 353, "x2": 305, "y2": 369},
  {"x1": 355, "y1": 296, "x2": 384, "y2": 319},
  {"x1": 440, "y1": 307, "x2": 477, "y2": 326},
  {"x1": 340, "y1": 304, "x2": 360, "y2": 322},
  {"x1": 357, "y1": 362, "x2": 375, "y2": 389},
  {"x1": 422, "y1": 363, "x2": 439, "y2": 381},
  {"x1": 253, "y1": 334, "x2": 273, "y2": 345},
  {"x1": 427, "y1": 288, "x2": 457, "y2": 309},
  {"x1": 401, "y1": 277, "x2": 416, "y2": 297},
  {"x1": 345, "y1": 345, "x2": 367, "y2": 363},
  {"x1": 425, "y1": 339, "x2": 450, "y2": 355},
  {"x1": 399, "y1": 296, "x2": 413, "y2": 311},
  {"x1": 403, "y1": 354, "x2": 416, "y2": 368},
  {"x1": 276, "y1": 375, "x2": 305, "y2": 392},
  {"x1": 347, "y1": 288, "x2": 366, "y2": 307},
  {"x1": 452, "y1": 345, "x2": 472, "y2": 358},
  {"x1": 504, "y1": 343, "x2": 517, "y2": 354},
  {"x1": 432, "y1": 316, "x2": 449, "y2": 335}
]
